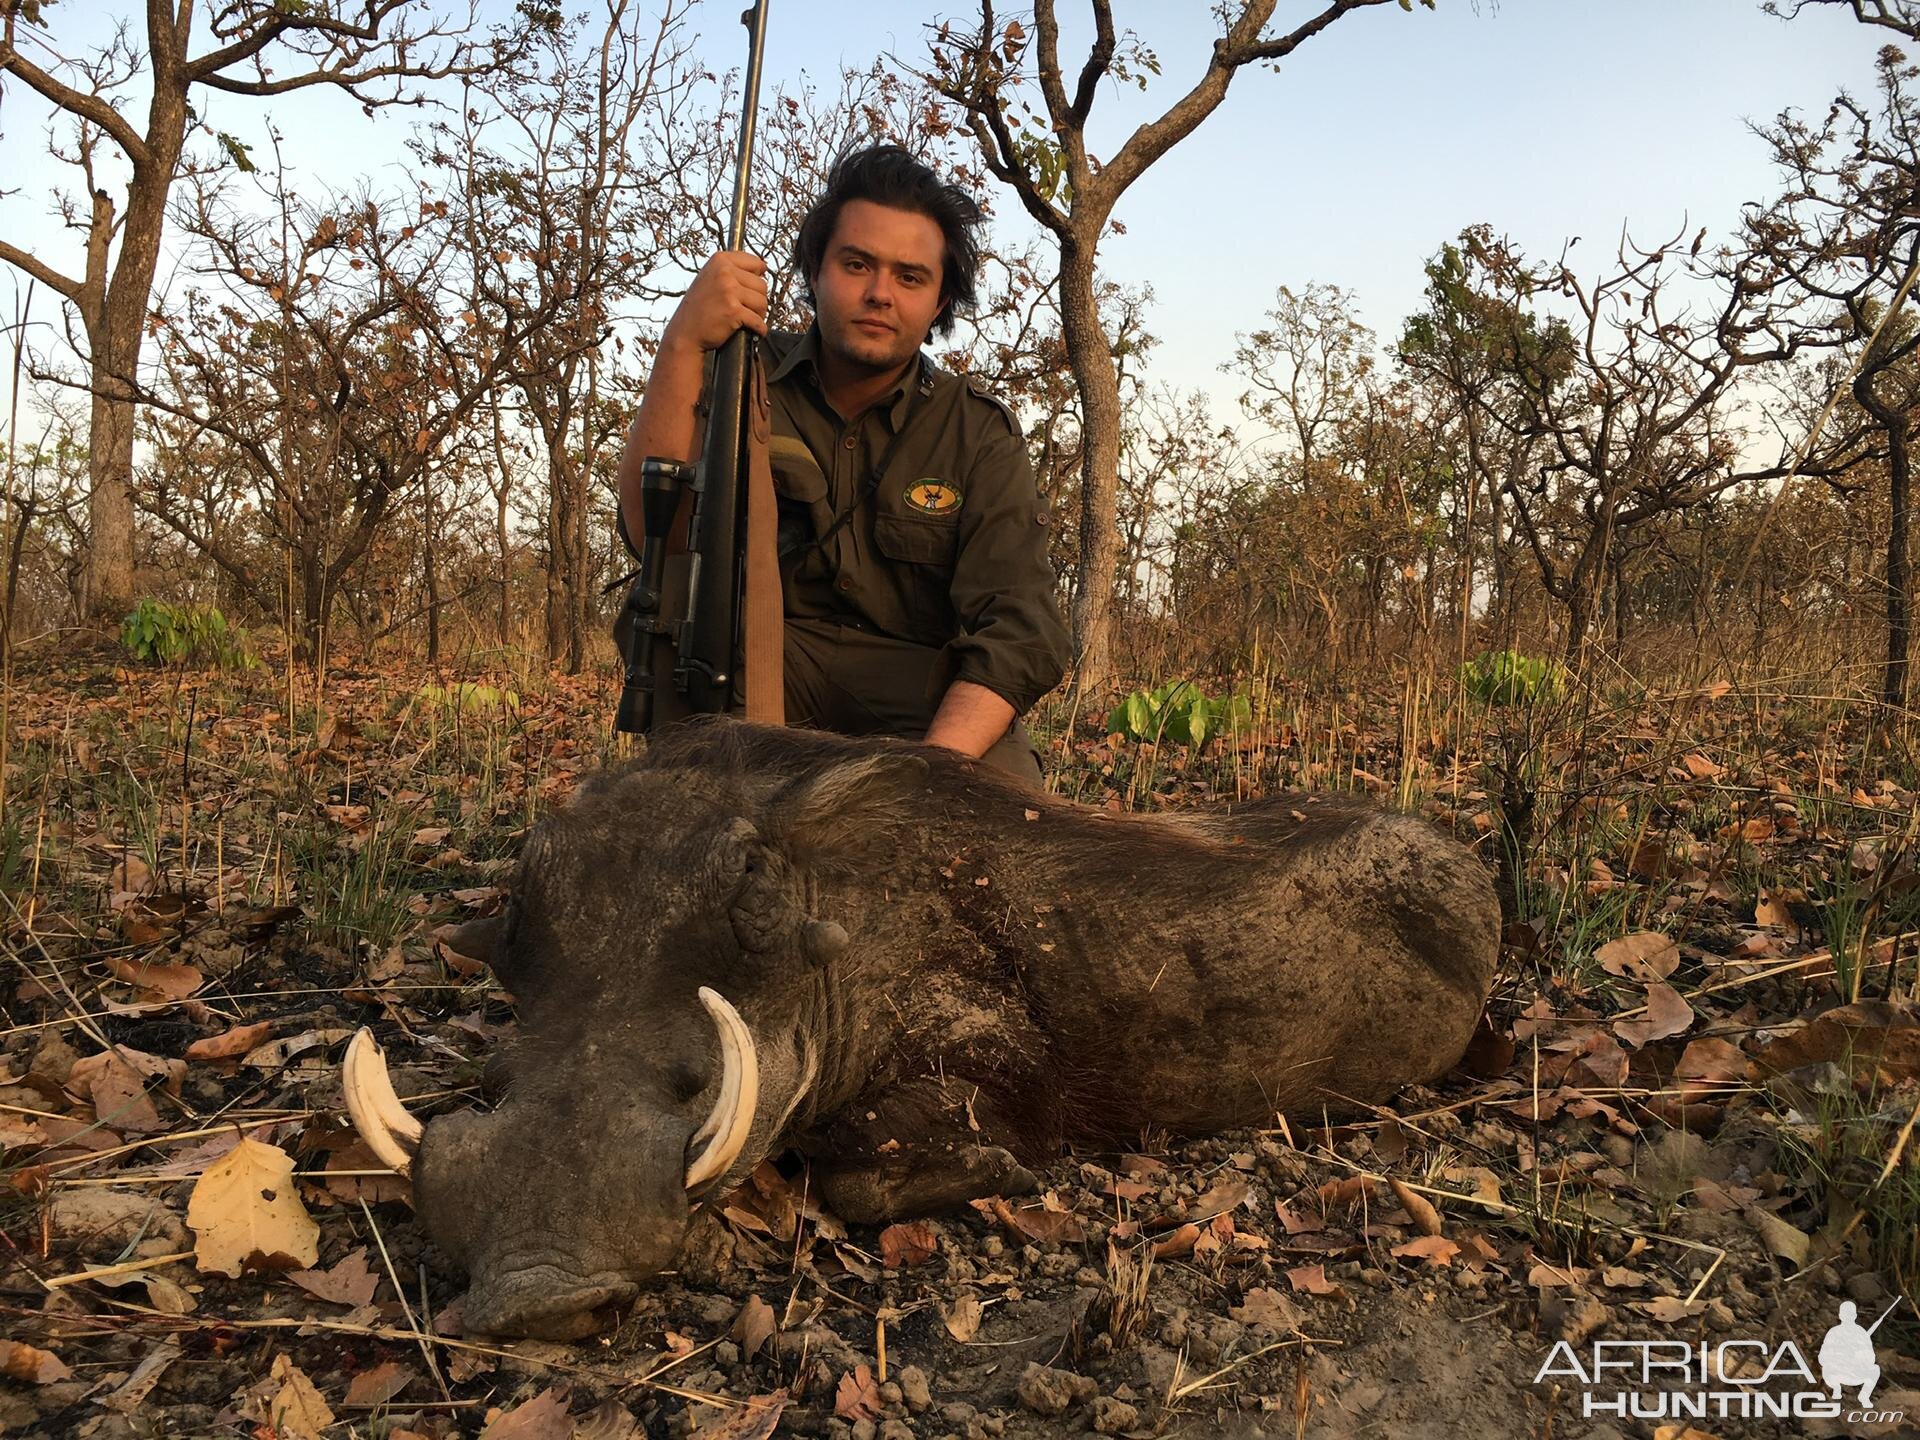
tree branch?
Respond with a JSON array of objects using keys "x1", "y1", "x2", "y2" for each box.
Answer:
[
  {"x1": 0, "y1": 38, "x2": 150, "y2": 165},
  {"x1": 0, "y1": 238, "x2": 82, "y2": 301}
]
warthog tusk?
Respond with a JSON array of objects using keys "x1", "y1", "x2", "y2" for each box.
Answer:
[
  {"x1": 343, "y1": 1028, "x2": 422, "y2": 1177},
  {"x1": 684, "y1": 988, "x2": 759, "y2": 1192}
]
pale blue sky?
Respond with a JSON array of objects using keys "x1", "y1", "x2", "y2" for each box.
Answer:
[{"x1": 0, "y1": 1, "x2": 1888, "y2": 427}]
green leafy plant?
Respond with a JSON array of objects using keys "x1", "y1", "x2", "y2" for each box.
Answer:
[
  {"x1": 120, "y1": 599, "x2": 258, "y2": 668},
  {"x1": 1459, "y1": 650, "x2": 1571, "y2": 924},
  {"x1": 1459, "y1": 649, "x2": 1567, "y2": 709},
  {"x1": 1106, "y1": 682, "x2": 1251, "y2": 752},
  {"x1": 414, "y1": 681, "x2": 520, "y2": 717}
]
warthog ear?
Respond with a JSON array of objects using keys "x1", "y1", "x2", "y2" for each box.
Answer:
[
  {"x1": 763, "y1": 752, "x2": 929, "y2": 874},
  {"x1": 441, "y1": 911, "x2": 514, "y2": 981}
]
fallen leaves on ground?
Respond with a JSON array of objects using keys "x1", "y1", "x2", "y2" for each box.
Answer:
[
  {"x1": 833, "y1": 1364, "x2": 882, "y2": 1421},
  {"x1": 186, "y1": 1138, "x2": 321, "y2": 1276}
]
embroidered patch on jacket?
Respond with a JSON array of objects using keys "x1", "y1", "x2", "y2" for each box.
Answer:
[{"x1": 904, "y1": 480, "x2": 963, "y2": 515}]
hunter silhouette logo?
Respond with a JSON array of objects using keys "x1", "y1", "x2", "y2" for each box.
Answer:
[
  {"x1": 904, "y1": 480, "x2": 962, "y2": 515},
  {"x1": 1819, "y1": 1299, "x2": 1899, "y2": 1406}
]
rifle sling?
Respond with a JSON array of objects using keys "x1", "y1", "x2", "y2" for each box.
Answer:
[{"x1": 742, "y1": 345, "x2": 785, "y2": 725}]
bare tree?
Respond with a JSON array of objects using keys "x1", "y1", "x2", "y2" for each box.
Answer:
[
  {"x1": 136, "y1": 155, "x2": 565, "y2": 658},
  {"x1": 0, "y1": 0, "x2": 508, "y2": 625},
  {"x1": 1743, "y1": 35, "x2": 1920, "y2": 710},
  {"x1": 924, "y1": 0, "x2": 1432, "y2": 695}
]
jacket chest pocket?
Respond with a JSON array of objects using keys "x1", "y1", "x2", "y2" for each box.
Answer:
[
  {"x1": 871, "y1": 511, "x2": 959, "y2": 641},
  {"x1": 872, "y1": 512, "x2": 960, "y2": 567},
  {"x1": 770, "y1": 441, "x2": 830, "y2": 567}
]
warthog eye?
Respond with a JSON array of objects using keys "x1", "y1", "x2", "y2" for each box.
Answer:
[{"x1": 666, "y1": 1063, "x2": 704, "y2": 1105}]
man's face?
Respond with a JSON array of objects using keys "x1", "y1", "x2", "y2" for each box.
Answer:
[{"x1": 811, "y1": 198, "x2": 947, "y2": 374}]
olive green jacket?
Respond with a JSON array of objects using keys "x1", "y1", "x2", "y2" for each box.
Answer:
[{"x1": 761, "y1": 328, "x2": 1069, "y2": 716}]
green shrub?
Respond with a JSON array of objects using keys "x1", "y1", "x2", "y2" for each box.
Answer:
[
  {"x1": 1106, "y1": 681, "x2": 1251, "y2": 752},
  {"x1": 1459, "y1": 649, "x2": 1566, "y2": 709},
  {"x1": 414, "y1": 680, "x2": 520, "y2": 717},
  {"x1": 120, "y1": 599, "x2": 258, "y2": 668}
]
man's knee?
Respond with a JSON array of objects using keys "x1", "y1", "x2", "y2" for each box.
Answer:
[{"x1": 978, "y1": 721, "x2": 1044, "y2": 789}]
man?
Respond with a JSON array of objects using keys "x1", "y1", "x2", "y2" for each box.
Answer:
[{"x1": 616, "y1": 145, "x2": 1068, "y2": 785}]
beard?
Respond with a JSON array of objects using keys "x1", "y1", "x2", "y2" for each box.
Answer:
[{"x1": 819, "y1": 311, "x2": 921, "y2": 376}]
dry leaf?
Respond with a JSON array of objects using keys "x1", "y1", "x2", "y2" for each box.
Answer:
[
  {"x1": 344, "y1": 1359, "x2": 415, "y2": 1408},
  {"x1": 98, "y1": 1339, "x2": 180, "y2": 1411},
  {"x1": 1635, "y1": 1296, "x2": 1707, "y2": 1322},
  {"x1": 942, "y1": 1291, "x2": 983, "y2": 1342},
  {"x1": 1528, "y1": 1262, "x2": 1592, "y2": 1289},
  {"x1": 972, "y1": 1196, "x2": 1084, "y2": 1244},
  {"x1": 0, "y1": 1339, "x2": 71, "y2": 1383},
  {"x1": 878, "y1": 1220, "x2": 938, "y2": 1269},
  {"x1": 1390, "y1": 1235, "x2": 1460, "y2": 1268},
  {"x1": 107, "y1": 956, "x2": 203, "y2": 1000},
  {"x1": 1614, "y1": 982, "x2": 1693, "y2": 1048},
  {"x1": 834, "y1": 1364, "x2": 882, "y2": 1422},
  {"x1": 107, "y1": 854, "x2": 154, "y2": 900},
  {"x1": 269, "y1": 1354, "x2": 334, "y2": 1440},
  {"x1": 1188, "y1": 1174, "x2": 1251, "y2": 1220},
  {"x1": 1284, "y1": 1263, "x2": 1344, "y2": 1298},
  {"x1": 1680, "y1": 753, "x2": 1723, "y2": 781},
  {"x1": 1673, "y1": 1037, "x2": 1747, "y2": 1093},
  {"x1": 690, "y1": 1390, "x2": 789, "y2": 1440},
  {"x1": 186, "y1": 1138, "x2": 321, "y2": 1276},
  {"x1": 1624, "y1": 840, "x2": 1673, "y2": 881},
  {"x1": 70, "y1": 1047, "x2": 185, "y2": 1133},
  {"x1": 479, "y1": 1385, "x2": 575, "y2": 1440},
  {"x1": 730, "y1": 1295, "x2": 776, "y2": 1360},
  {"x1": 186, "y1": 1022, "x2": 275, "y2": 1062},
  {"x1": 289, "y1": 1247, "x2": 379, "y2": 1306},
  {"x1": 1595, "y1": 931, "x2": 1680, "y2": 982},
  {"x1": 1228, "y1": 1285, "x2": 1302, "y2": 1334},
  {"x1": 89, "y1": 1267, "x2": 196, "y2": 1315},
  {"x1": 1742, "y1": 1205, "x2": 1810, "y2": 1266},
  {"x1": 1753, "y1": 1001, "x2": 1919, "y2": 1085},
  {"x1": 244, "y1": 1027, "x2": 354, "y2": 1072},
  {"x1": 1387, "y1": 1179, "x2": 1443, "y2": 1236},
  {"x1": 1151, "y1": 1222, "x2": 1202, "y2": 1258}
]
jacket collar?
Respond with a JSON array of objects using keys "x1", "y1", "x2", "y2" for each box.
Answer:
[{"x1": 768, "y1": 325, "x2": 928, "y2": 433}]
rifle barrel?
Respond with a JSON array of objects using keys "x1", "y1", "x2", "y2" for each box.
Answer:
[{"x1": 726, "y1": 2, "x2": 771, "y2": 252}]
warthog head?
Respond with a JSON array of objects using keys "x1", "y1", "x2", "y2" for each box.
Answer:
[{"x1": 341, "y1": 738, "x2": 917, "y2": 1337}]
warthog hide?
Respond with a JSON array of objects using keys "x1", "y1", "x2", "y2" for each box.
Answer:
[{"x1": 345, "y1": 718, "x2": 1500, "y2": 1337}]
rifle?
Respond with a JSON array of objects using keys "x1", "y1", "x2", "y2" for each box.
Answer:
[{"x1": 616, "y1": 0, "x2": 772, "y2": 734}]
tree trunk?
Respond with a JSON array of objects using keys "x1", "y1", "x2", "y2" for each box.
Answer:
[
  {"x1": 1059, "y1": 239, "x2": 1123, "y2": 697},
  {"x1": 497, "y1": 489, "x2": 513, "y2": 650},
  {"x1": 82, "y1": 67, "x2": 189, "y2": 626},
  {"x1": 300, "y1": 548, "x2": 328, "y2": 663},
  {"x1": 1883, "y1": 414, "x2": 1911, "y2": 713},
  {"x1": 544, "y1": 444, "x2": 575, "y2": 670},
  {"x1": 423, "y1": 474, "x2": 442, "y2": 665}
]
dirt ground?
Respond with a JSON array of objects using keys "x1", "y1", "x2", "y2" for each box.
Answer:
[{"x1": 2, "y1": 654, "x2": 1918, "y2": 1438}]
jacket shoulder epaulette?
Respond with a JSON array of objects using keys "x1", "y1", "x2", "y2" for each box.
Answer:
[{"x1": 961, "y1": 372, "x2": 1023, "y2": 437}]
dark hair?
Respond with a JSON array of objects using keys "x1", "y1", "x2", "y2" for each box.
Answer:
[{"x1": 793, "y1": 145, "x2": 981, "y2": 337}]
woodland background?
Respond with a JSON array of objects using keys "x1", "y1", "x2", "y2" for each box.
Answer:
[{"x1": 0, "y1": 0, "x2": 1915, "y2": 715}]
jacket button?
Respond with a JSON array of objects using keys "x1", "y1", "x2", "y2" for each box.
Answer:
[
  {"x1": 843, "y1": 434, "x2": 856, "y2": 450},
  {"x1": 837, "y1": 576, "x2": 854, "y2": 592}
]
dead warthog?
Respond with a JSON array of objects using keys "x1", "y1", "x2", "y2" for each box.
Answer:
[{"x1": 343, "y1": 718, "x2": 1498, "y2": 1336}]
